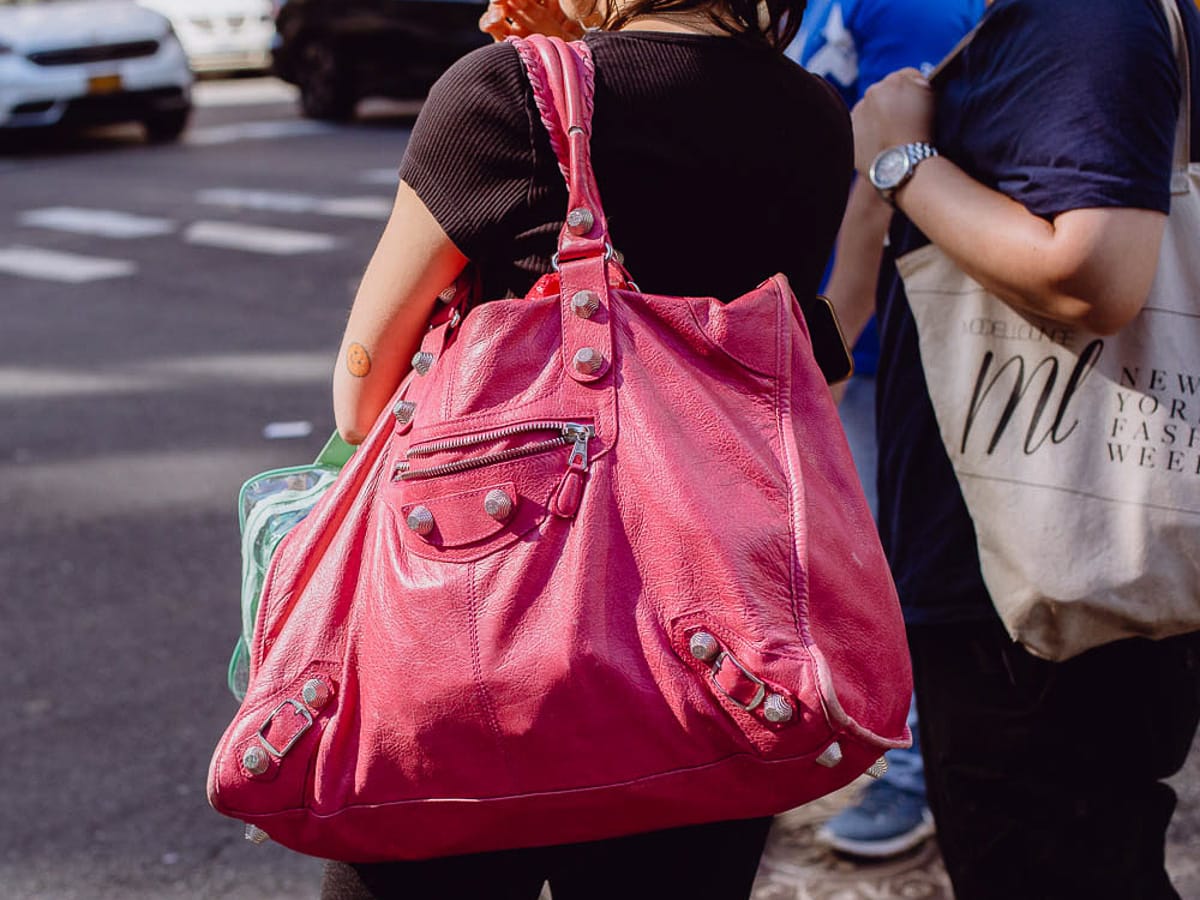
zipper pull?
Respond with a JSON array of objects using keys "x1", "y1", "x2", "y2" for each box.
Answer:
[{"x1": 552, "y1": 425, "x2": 593, "y2": 519}]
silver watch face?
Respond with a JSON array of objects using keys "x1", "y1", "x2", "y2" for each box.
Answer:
[{"x1": 870, "y1": 147, "x2": 912, "y2": 191}]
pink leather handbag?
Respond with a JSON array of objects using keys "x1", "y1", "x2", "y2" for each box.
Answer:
[{"x1": 208, "y1": 35, "x2": 912, "y2": 862}]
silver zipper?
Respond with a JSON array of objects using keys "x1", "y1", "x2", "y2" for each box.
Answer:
[{"x1": 399, "y1": 422, "x2": 593, "y2": 482}]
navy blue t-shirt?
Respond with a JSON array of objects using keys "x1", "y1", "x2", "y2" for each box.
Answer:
[{"x1": 875, "y1": 0, "x2": 1200, "y2": 624}]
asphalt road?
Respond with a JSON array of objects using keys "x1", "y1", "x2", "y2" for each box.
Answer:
[
  {"x1": 1, "y1": 79, "x2": 1197, "y2": 900},
  {"x1": 0, "y1": 79, "x2": 413, "y2": 899}
]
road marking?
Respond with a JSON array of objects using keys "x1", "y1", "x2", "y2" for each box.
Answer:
[
  {"x1": 184, "y1": 220, "x2": 338, "y2": 255},
  {"x1": 196, "y1": 187, "x2": 391, "y2": 220},
  {"x1": 19, "y1": 207, "x2": 176, "y2": 239},
  {"x1": 360, "y1": 168, "x2": 400, "y2": 185},
  {"x1": 186, "y1": 120, "x2": 337, "y2": 146},
  {"x1": 192, "y1": 78, "x2": 299, "y2": 108},
  {"x1": 0, "y1": 351, "x2": 332, "y2": 400},
  {"x1": 0, "y1": 245, "x2": 136, "y2": 282}
]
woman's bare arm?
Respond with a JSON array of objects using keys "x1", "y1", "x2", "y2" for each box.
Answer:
[{"x1": 333, "y1": 181, "x2": 467, "y2": 444}]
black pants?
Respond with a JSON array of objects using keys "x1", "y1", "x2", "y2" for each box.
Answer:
[
  {"x1": 320, "y1": 817, "x2": 773, "y2": 900},
  {"x1": 909, "y1": 618, "x2": 1200, "y2": 900}
]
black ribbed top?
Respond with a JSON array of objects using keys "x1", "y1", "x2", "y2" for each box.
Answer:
[{"x1": 399, "y1": 31, "x2": 852, "y2": 304}]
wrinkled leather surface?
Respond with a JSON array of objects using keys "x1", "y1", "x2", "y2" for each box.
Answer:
[{"x1": 208, "y1": 36, "x2": 911, "y2": 862}]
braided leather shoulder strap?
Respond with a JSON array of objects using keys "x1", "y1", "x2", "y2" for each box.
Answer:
[{"x1": 508, "y1": 35, "x2": 610, "y2": 264}]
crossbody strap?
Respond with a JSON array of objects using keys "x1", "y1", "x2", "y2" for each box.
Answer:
[{"x1": 929, "y1": 0, "x2": 1192, "y2": 195}]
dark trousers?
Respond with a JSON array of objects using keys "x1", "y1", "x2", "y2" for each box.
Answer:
[
  {"x1": 321, "y1": 817, "x2": 773, "y2": 900},
  {"x1": 908, "y1": 618, "x2": 1200, "y2": 900}
]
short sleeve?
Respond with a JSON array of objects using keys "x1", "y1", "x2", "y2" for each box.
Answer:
[
  {"x1": 398, "y1": 41, "x2": 535, "y2": 261},
  {"x1": 947, "y1": 0, "x2": 1180, "y2": 217}
]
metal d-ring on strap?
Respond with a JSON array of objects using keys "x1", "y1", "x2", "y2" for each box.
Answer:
[{"x1": 551, "y1": 241, "x2": 614, "y2": 272}]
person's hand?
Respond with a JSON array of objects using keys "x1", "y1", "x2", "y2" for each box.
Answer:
[
  {"x1": 479, "y1": 0, "x2": 584, "y2": 40},
  {"x1": 850, "y1": 69, "x2": 936, "y2": 175}
]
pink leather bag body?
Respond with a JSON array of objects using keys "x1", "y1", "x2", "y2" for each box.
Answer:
[{"x1": 208, "y1": 35, "x2": 912, "y2": 862}]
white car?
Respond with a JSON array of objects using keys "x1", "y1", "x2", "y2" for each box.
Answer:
[
  {"x1": 138, "y1": 0, "x2": 273, "y2": 74},
  {"x1": 0, "y1": 0, "x2": 193, "y2": 141}
]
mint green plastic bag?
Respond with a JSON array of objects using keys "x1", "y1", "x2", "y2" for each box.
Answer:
[{"x1": 227, "y1": 433, "x2": 354, "y2": 700}]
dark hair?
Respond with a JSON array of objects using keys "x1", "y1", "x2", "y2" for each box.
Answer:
[{"x1": 598, "y1": 0, "x2": 807, "y2": 50}]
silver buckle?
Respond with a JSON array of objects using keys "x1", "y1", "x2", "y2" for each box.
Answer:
[
  {"x1": 710, "y1": 651, "x2": 767, "y2": 712},
  {"x1": 257, "y1": 699, "x2": 313, "y2": 758}
]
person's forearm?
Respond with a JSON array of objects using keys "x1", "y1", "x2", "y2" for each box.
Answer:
[
  {"x1": 333, "y1": 183, "x2": 467, "y2": 443},
  {"x1": 894, "y1": 156, "x2": 1165, "y2": 334},
  {"x1": 824, "y1": 177, "x2": 892, "y2": 349}
]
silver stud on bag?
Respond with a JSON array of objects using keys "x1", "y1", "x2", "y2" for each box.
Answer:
[
  {"x1": 302, "y1": 678, "x2": 331, "y2": 710},
  {"x1": 484, "y1": 489, "x2": 514, "y2": 522},
  {"x1": 866, "y1": 757, "x2": 889, "y2": 779},
  {"x1": 411, "y1": 351, "x2": 435, "y2": 376},
  {"x1": 242, "y1": 745, "x2": 270, "y2": 777},
  {"x1": 815, "y1": 742, "x2": 844, "y2": 768},
  {"x1": 763, "y1": 693, "x2": 794, "y2": 724},
  {"x1": 566, "y1": 207, "x2": 595, "y2": 235},
  {"x1": 573, "y1": 347, "x2": 605, "y2": 375},
  {"x1": 571, "y1": 290, "x2": 600, "y2": 319},
  {"x1": 392, "y1": 400, "x2": 417, "y2": 426},
  {"x1": 407, "y1": 506, "x2": 435, "y2": 536},
  {"x1": 244, "y1": 823, "x2": 271, "y2": 845},
  {"x1": 689, "y1": 631, "x2": 720, "y2": 662}
]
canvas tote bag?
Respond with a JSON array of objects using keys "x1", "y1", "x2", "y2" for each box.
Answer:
[{"x1": 897, "y1": 0, "x2": 1200, "y2": 661}]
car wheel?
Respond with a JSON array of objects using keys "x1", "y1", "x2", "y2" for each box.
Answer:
[
  {"x1": 298, "y1": 39, "x2": 356, "y2": 121},
  {"x1": 143, "y1": 108, "x2": 191, "y2": 144}
]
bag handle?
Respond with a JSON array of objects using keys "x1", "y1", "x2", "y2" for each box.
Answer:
[
  {"x1": 930, "y1": 0, "x2": 1192, "y2": 194},
  {"x1": 509, "y1": 35, "x2": 612, "y2": 264},
  {"x1": 510, "y1": 34, "x2": 616, "y2": 386}
]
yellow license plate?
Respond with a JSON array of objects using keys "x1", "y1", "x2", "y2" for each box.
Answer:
[{"x1": 88, "y1": 74, "x2": 123, "y2": 95}]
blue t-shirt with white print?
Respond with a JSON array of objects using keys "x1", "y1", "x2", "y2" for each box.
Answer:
[{"x1": 789, "y1": 0, "x2": 985, "y2": 375}]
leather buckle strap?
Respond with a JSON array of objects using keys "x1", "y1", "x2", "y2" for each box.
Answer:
[{"x1": 711, "y1": 650, "x2": 768, "y2": 712}]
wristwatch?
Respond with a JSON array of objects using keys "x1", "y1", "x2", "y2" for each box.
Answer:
[{"x1": 868, "y1": 142, "x2": 939, "y2": 205}]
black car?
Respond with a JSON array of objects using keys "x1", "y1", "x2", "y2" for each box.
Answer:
[{"x1": 271, "y1": 0, "x2": 489, "y2": 120}]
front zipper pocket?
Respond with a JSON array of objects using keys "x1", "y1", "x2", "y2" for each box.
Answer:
[
  {"x1": 388, "y1": 420, "x2": 595, "y2": 564},
  {"x1": 398, "y1": 421, "x2": 593, "y2": 482}
]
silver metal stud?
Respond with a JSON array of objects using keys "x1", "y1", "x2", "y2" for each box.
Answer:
[
  {"x1": 301, "y1": 678, "x2": 331, "y2": 710},
  {"x1": 392, "y1": 400, "x2": 417, "y2": 426},
  {"x1": 866, "y1": 756, "x2": 889, "y2": 779},
  {"x1": 566, "y1": 207, "x2": 595, "y2": 236},
  {"x1": 573, "y1": 347, "x2": 605, "y2": 375},
  {"x1": 411, "y1": 351, "x2": 435, "y2": 376},
  {"x1": 242, "y1": 745, "x2": 270, "y2": 777},
  {"x1": 406, "y1": 506, "x2": 435, "y2": 536},
  {"x1": 815, "y1": 741, "x2": 844, "y2": 768},
  {"x1": 689, "y1": 631, "x2": 720, "y2": 662},
  {"x1": 763, "y1": 693, "x2": 794, "y2": 724},
  {"x1": 571, "y1": 289, "x2": 601, "y2": 319},
  {"x1": 484, "y1": 489, "x2": 514, "y2": 522},
  {"x1": 244, "y1": 823, "x2": 271, "y2": 845}
]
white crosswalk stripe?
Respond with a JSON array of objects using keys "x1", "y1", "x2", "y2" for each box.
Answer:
[
  {"x1": 186, "y1": 120, "x2": 337, "y2": 147},
  {"x1": 19, "y1": 207, "x2": 176, "y2": 239},
  {"x1": 196, "y1": 188, "x2": 391, "y2": 220},
  {"x1": 360, "y1": 168, "x2": 400, "y2": 186},
  {"x1": 192, "y1": 79, "x2": 299, "y2": 109},
  {"x1": 184, "y1": 220, "x2": 339, "y2": 255},
  {"x1": 0, "y1": 245, "x2": 136, "y2": 282}
]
